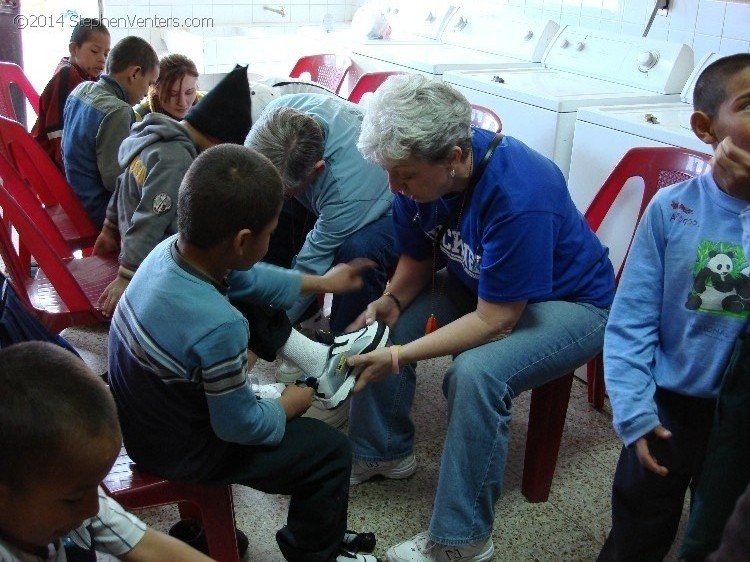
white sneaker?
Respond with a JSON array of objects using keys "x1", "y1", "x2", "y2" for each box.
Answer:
[
  {"x1": 350, "y1": 454, "x2": 416, "y2": 486},
  {"x1": 251, "y1": 382, "x2": 286, "y2": 400},
  {"x1": 314, "y1": 321, "x2": 389, "y2": 410},
  {"x1": 386, "y1": 532, "x2": 494, "y2": 562},
  {"x1": 276, "y1": 358, "x2": 303, "y2": 384}
]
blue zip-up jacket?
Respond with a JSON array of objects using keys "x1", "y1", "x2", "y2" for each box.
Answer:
[{"x1": 63, "y1": 75, "x2": 134, "y2": 229}]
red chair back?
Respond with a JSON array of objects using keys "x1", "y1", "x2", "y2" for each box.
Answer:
[
  {"x1": 347, "y1": 71, "x2": 405, "y2": 104},
  {"x1": 0, "y1": 62, "x2": 40, "y2": 123},
  {"x1": 470, "y1": 104, "x2": 503, "y2": 133},
  {"x1": 585, "y1": 146, "x2": 711, "y2": 283},
  {"x1": 0, "y1": 115, "x2": 98, "y2": 252},
  {"x1": 0, "y1": 155, "x2": 116, "y2": 332},
  {"x1": 583, "y1": 146, "x2": 712, "y2": 410},
  {"x1": 289, "y1": 54, "x2": 352, "y2": 94}
]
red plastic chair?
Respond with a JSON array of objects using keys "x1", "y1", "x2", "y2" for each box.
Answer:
[
  {"x1": 0, "y1": 155, "x2": 117, "y2": 333},
  {"x1": 0, "y1": 62, "x2": 40, "y2": 123},
  {"x1": 584, "y1": 147, "x2": 712, "y2": 409},
  {"x1": 470, "y1": 104, "x2": 503, "y2": 133},
  {"x1": 103, "y1": 447, "x2": 240, "y2": 562},
  {"x1": 0, "y1": 116, "x2": 98, "y2": 253},
  {"x1": 289, "y1": 54, "x2": 352, "y2": 94},
  {"x1": 346, "y1": 71, "x2": 405, "y2": 104}
]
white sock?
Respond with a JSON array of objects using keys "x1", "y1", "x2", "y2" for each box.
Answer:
[{"x1": 278, "y1": 329, "x2": 329, "y2": 378}]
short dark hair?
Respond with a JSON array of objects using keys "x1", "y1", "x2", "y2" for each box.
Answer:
[
  {"x1": 155, "y1": 53, "x2": 199, "y2": 106},
  {"x1": 106, "y1": 36, "x2": 158, "y2": 75},
  {"x1": 178, "y1": 144, "x2": 283, "y2": 249},
  {"x1": 0, "y1": 342, "x2": 120, "y2": 487},
  {"x1": 245, "y1": 106, "x2": 325, "y2": 196},
  {"x1": 693, "y1": 53, "x2": 750, "y2": 117},
  {"x1": 70, "y1": 18, "x2": 109, "y2": 45}
]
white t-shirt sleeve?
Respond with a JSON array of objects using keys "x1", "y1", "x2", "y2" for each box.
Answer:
[{"x1": 67, "y1": 487, "x2": 147, "y2": 556}]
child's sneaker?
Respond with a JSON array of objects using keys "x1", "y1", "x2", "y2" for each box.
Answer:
[
  {"x1": 313, "y1": 321, "x2": 389, "y2": 409},
  {"x1": 276, "y1": 358, "x2": 304, "y2": 384},
  {"x1": 251, "y1": 381, "x2": 286, "y2": 400},
  {"x1": 386, "y1": 532, "x2": 494, "y2": 562},
  {"x1": 350, "y1": 454, "x2": 416, "y2": 486}
]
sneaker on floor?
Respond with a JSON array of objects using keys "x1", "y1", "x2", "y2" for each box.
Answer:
[
  {"x1": 342, "y1": 530, "x2": 377, "y2": 553},
  {"x1": 251, "y1": 381, "x2": 286, "y2": 400},
  {"x1": 313, "y1": 321, "x2": 389, "y2": 409},
  {"x1": 337, "y1": 547, "x2": 378, "y2": 561},
  {"x1": 386, "y1": 532, "x2": 494, "y2": 562},
  {"x1": 350, "y1": 454, "x2": 416, "y2": 486},
  {"x1": 276, "y1": 358, "x2": 304, "y2": 384},
  {"x1": 303, "y1": 395, "x2": 350, "y2": 428}
]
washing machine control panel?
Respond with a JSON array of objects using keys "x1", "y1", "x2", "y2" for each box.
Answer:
[{"x1": 541, "y1": 26, "x2": 694, "y2": 93}]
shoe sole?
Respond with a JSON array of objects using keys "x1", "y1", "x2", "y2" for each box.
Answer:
[
  {"x1": 350, "y1": 454, "x2": 416, "y2": 486},
  {"x1": 320, "y1": 323, "x2": 389, "y2": 409}
]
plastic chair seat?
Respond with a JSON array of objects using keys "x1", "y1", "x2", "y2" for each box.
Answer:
[
  {"x1": 103, "y1": 447, "x2": 240, "y2": 562},
  {"x1": 45, "y1": 205, "x2": 98, "y2": 249},
  {"x1": 289, "y1": 54, "x2": 352, "y2": 93},
  {"x1": 470, "y1": 104, "x2": 503, "y2": 133},
  {"x1": 346, "y1": 71, "x2": 405, "y2": 104}
]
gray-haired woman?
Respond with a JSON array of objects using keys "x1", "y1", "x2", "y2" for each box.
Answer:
[{"x1": 346, "y1": 74, "x2": 615, "y2": 562}]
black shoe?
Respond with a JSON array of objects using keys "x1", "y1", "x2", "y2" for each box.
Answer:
[
  {"x1": 342, "y1": 530, "x2": 376, "y2": 553},
  {"x1": 168, "y1": 519, "x2": 249, "y2": 558}
]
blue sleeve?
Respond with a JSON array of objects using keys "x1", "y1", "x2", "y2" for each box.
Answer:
[
  {"x1": 604, "y1": 198, "x2": 665, "y2": 446},
  {"x1": 392, "y1": 196, "x2": 433, "y2": 260},
  {"x1": 196, "y1": 321, "x2": 286, "y2": 445},
  {"x1": 228, "y1": 263, "x2": 303, "y2": 310}
]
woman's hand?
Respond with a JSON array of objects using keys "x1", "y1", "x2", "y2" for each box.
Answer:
[
  {"x1": 346, "y1": 294, "x2": 401, "y2": 331},
  {"x1": 348, "y1": 346, "x2": 394, "y2": 392}
]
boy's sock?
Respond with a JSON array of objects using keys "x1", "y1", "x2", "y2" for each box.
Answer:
[{"x1": 277, "y1": 329, "x2": 329, "y2": 377}]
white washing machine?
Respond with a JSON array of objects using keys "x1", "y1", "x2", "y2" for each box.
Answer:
[
  {"x1": 442, "y1": 27, "x2": 695, "y2": 180},
  {"x1": 350, "y1": 6, "x2": 560, "y2": 80},
  {"x1": 564, "y1": 53, "x2": 717, "y2": 277},
  {"x1": 351, "y1": 0, "x2": 458, "y2": 45}
]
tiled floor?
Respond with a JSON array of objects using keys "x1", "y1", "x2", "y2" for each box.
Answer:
[{"x1": 63, "y1": 325, "x2": 689, "y2": 562}]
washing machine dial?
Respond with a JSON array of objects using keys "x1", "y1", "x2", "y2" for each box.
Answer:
[
  {"x1": 637, "y1": 50, "x2": 660, "y2": 71},
  {"x1": 575, "y1": 41, "x2": 585, "y2": 51},
  {"x1": 425, "y1": 11, "x2": 435, "y2": 23},
  {"x1": 560, "y1": 38, "x2": 570, "y2": 48},
  {"x1": 523, "y1": 30, "x2": 534, "y2": 40},
  {"x1": 453, "y1": 16, "x2": 468, "y2": 31}
]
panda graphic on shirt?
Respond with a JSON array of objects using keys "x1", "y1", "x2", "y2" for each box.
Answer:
[{"x1": 686, "y1": 240, "x2": 750, "y2": 316}]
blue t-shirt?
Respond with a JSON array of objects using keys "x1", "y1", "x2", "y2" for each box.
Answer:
[{"x1": 393, "y1": 129, "x2": 614, "y2": 308}]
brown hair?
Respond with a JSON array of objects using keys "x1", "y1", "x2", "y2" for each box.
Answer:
[{"x1": 155, "y1": 53, "x2": 199, "y2": 107}]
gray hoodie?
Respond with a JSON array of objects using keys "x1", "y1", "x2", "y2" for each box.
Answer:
[{"x1": 108, "y1": 113, "x2": 197, "y2": 271}]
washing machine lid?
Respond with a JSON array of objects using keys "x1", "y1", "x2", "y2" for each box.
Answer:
[
  {"x1": 444, "y1": 67, "x2": 683, "y2": 112},
  {"x1": 351, "y1": 43, "x2": 538, "y2": 74},
  {"x1": 540, "y1": 27, "x2": 694, "y2": 94},
  {"x1": 576, "y1": 103, "x2": 707, "y2": 151},
  {"x1": 680, "y1": 52, "x2": 719, "y2": 104}
]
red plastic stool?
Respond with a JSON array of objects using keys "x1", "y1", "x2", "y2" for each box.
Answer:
[{"x1": 102, "y1": 447, "x2": 241, "y2": 562}]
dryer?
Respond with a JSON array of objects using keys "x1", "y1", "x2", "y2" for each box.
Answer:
[
  {"x1": 350, "y1": 5, "x2": 559, "y2": 80},
  {"x1": 442, "y1": 27, "x2": 695, "y2": 180}
]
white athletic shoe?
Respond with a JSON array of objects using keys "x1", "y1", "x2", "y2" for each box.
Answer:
[
  {"x1": 350, "y1": 454, "x2": 416, "y2": 486},
  {"x1": 386, "y1": 532, "x2": 494, "y2": 562}
]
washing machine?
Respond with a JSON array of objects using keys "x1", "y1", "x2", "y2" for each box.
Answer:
[
  {"x1": 350, "y1": 0, "x2": 458, "y2": 45},
  {"x1": 350, "y1": 5, "x2": 560, "y2": 80},
  {"x1": 442, "y1": 27, "x2": 695, "y2": 181}
]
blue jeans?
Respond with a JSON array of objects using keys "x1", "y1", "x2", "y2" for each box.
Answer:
[{"x1": 348, "y1": 271, "x2": 609, "y2": 545}]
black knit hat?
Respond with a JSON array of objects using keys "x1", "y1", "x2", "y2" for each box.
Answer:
[{"x1": 185, "y1": 64, "x2": 251, "y2": 144}]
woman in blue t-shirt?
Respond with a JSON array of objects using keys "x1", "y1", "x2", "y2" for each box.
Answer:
[{"x1": 345, "y1": 74, "x2": 615, "y2": 562}]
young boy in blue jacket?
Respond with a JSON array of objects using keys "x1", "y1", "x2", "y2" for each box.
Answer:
[
  {"x1": 108, "y1": 144, "x2": 385, "y2": 562},
  {"x1": 598, "y1": 53, "x2": 750, "y2": 561}
]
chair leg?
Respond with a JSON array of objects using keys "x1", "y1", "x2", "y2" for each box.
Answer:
[
  {"x1": 590, "y1": 353, "x2": 606, "y2": 410},
  {"x1": 522, "y1": 373, "x2": 573, "y2": 503},
  {"x1": 191, "y1": 484, "x2": 240, "y2": 562}
]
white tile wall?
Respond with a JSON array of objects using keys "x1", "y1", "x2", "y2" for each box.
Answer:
[{"x1": 100, "y1": 0, "x2": 750, "y2": 63}]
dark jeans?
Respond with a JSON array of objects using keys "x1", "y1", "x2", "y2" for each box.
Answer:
[
  {"x1": 204, "y1": 417, "x2": 351, "y2": 562},
  {"x1": 263, "y1": 197, "x2": 398, "y2": 332},
  {"x1": 598, "y1": 388, "x2": 716, "y2": 562},
  {"x1": 680, "y1": 336, "x2": 750, "y2": 561},
  {"x1": 231, "y1": 300, "x2": 293, "y2": 362}
]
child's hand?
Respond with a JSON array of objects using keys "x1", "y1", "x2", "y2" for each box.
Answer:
[
  {"x1": 321, "y1": 258, "x2": 375, "y2": 294},
  {"x1": 634, "y1": 425, "x2": 672, "y2": 477},
  {"x1": 98, "y1": 276, "x2": 130, "y2": 317},
  {"x1": 713, "y1": 137, "x2": 750, "y2": 201},
  {"x1": 278, "y1": 384, "x2": 314, "y2": 419},
  {"x1": 93, "y1": 226, "x2": 120, "y2": 255}
]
